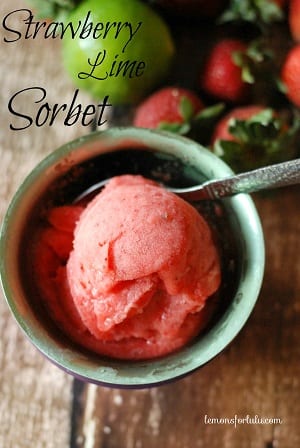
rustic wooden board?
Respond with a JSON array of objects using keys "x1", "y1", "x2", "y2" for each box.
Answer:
[{"x1": 1, "y1": 1, "x2": 300, "y2": 448}]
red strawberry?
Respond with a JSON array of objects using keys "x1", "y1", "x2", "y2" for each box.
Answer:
[
  {"x1": 200, "y1": 39, "x2": 251, "y2": 103},
  {"x1": 289, "y1": 0, "x2": 300, "y2": 41},
  {"x1": 211, "y1": 105, "x2": 266, "y2": 143},
  {"x1": 133, "y1": 87, "x2": 204, "y2": 133},
  {"x1": 281, "y1": 44, "x2": 300, "y2": 107},
  {"x1": 210, "y1": 105, "x2": 298, "y2": 171}
]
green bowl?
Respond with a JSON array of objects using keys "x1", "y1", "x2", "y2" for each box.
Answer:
[{"x1": 0, "y1": 127, "x2": 265, "y2": 388}]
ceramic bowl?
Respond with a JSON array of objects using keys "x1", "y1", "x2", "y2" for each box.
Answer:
[{"x1": 0, "y1": 127, "x2": 265, "y2": 388}]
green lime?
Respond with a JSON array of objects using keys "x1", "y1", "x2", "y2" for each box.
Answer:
[{"x1": 61, "y1": 0, "x2": 175, "y2": 104}]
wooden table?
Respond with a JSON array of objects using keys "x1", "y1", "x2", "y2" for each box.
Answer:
[{"x1": 1, "y1": 1, "x2": 299, "y2": 447}]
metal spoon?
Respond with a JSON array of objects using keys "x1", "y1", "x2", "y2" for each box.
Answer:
[
  {"x1": 172, "y1": 158, "x2": 300, "y2": 201},
  {"x1": 75, "y1": 158, "x2": 300, "y2": 203}
]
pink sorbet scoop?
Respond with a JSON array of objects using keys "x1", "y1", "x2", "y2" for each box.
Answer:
[{"x1": 64, "y1": 175, "x2": 221, "y2": 359}]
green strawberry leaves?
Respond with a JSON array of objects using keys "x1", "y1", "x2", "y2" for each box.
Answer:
[
  {"x1": 158, "y1": 96, "x2": 195, "y2": 134},
  {"x1": 232, "y1": 38, "x2": 286, "y2": 101},
  {"x1": 195, "y1": 103, "x2": 226, "y2": 121},
  {"x1": 158, "y1": 121, "x2": 191, "y2": 134},
  {"x1": 158, "y1": 99, "x2": 225, "y2": 139},
  {"x1": 219, "y1": 0, "x2": 284, "y2": 30},
  {"x1": 180, "y1": 96, "x2": 195, "y2": 122},
  {"x1": 213, "y1": 109, "x2": 300, "y2": 172},
  {"x1": 232, "y1": 39, "x2": 273, "y2": 84}
]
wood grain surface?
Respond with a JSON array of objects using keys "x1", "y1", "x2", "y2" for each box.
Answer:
[{"x1": 1, "y1": 1, "x2": 299, "y2": 448}]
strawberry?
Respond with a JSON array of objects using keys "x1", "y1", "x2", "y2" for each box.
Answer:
[
  {"x1": 281, "y1": 44, "x2": 300, "y2": 107},
  {"x1": 211, "y1": 105, "x2": 266, "y2": 143},
  {"x1": 289, "y1": 0, "x2": 300, "y2": 42},
  {"x1": 133, "y1": 87, "x2": 204, "y2": 133},
  {"x1": 200, "y1": 39, "x2": 251, "y2": 103},
  {"x1": 211, "y1": 105, "x2": 300, "y2": 171}
]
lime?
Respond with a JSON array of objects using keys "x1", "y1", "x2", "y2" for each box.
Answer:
[{"x1": 61, "y1": 0, "x2": 175, "y2": 104}]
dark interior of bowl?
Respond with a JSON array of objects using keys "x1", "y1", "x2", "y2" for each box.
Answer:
[{"x1": 19, "y1": 145, "x2": 241, "y2": 364}]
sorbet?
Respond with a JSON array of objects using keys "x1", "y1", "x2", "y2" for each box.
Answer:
[{"x1": 33, "y1": 175, "x2": 221, "y2": 360}]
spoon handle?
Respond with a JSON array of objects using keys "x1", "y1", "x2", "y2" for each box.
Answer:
[{"x1": 181, "y1": 159, "x2": 300, "y2": 201}]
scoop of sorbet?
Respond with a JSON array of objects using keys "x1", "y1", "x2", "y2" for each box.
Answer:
[{"x1": 65, "y1": 175, "x2": 221, "y2": 359}]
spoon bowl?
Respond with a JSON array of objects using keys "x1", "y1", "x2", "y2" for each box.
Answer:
[{"x1": 0, "y1": 127, "x2": 265, "y2": 388}]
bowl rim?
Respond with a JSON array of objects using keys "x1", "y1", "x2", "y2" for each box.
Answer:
[{"x1": 0, "y1": 127, "x2": 265, "y2": 388}]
